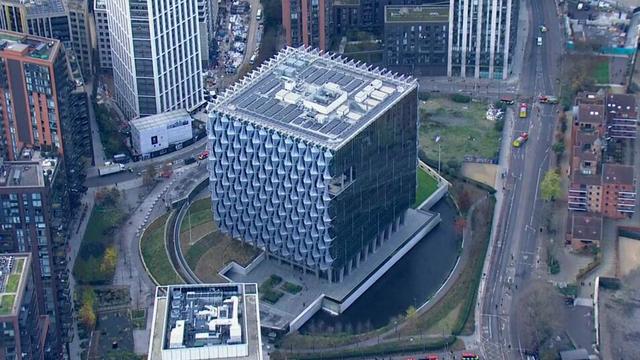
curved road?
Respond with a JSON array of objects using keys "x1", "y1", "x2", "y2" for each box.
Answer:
[
  {"x1": 478, "y1": 0, "x2": 564, "y2": 359},
  {"x1": 167, "y1": 199, "x2": 202, "y2": 284}
]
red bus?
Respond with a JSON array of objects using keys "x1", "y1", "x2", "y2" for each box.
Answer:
[{"x1": 461, "y1": 353, "x2": 480, "y2": 360}]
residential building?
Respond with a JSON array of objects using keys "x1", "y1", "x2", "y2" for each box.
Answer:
[
  {"x1": 605, "y1": 93, "x2": 637, "y2": 139},
  {"x1": 567, "y1": 213, "x2": 603, "y2": 249},
  {"x1": 383, "y1": 4, "x2": 449, "y2": 76},
  {"x1": 93, "y1": 0, "x2": 111, "y2": 71},
  {"x1": 130, "y1": 109, "x2": 193, "y2": 159},
  {"x1": 66, "y1": 0, "x2": 92, "y2": 76},
  {"x1": 602, "y1": 164, "x2": 636, "y2": 219},
  {"x1": 0, "y1": 0, "x2": 70, "y2": 44},
  {"x1": 566, "y1": 92, "x2": 637, "y2": 247},
  {"x1": 0, "y1": 254, "x2": 50, "y2": 360},
  {"x1": 106, "y1": 0, "x2": 204, "y2": 119},
  {"x1": 198, "y1": 0, "x2": 217, "y2": 68},
  {"x1": 448, "y1": 0, "x2": 519, "y2": 79},
  {"x1": 148, "y1": 283, "x2": 262, "y2": 360},
  {"x1": 0, "y1": 156, "x2": 73, "y2": 359},
  {"x1": 0, "y1": 31, "x2": 90, "y2": 203},
  {"x1": 208, "y1": 47, "x2": 418, "y2": 282},
  {"x1": 282, "y1": 0, "x2": 331, "y2": 50}
]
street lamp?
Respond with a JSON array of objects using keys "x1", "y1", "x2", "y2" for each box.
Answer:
[{"x1": 435, "y1": 135, "x2": 442, "y2": 174}]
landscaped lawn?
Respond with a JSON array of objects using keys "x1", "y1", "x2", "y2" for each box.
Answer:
[
  {"x1": 5, "y1": 273, "x2": 20, "y2": 293},
  {"x1": 180, "y1": 198, "x2": 213, "y2": 232},
  {"x1": 414, "y1": 167, "x2": 439, "y2": 208},
  {"x1": 192, "y1": 232, "x2": 260, "y2": 283},
  {"x1": 0, "y1": 295, "x2": 15, "y2": 315},
  {"x1": 594, "y1": 59, "x2": 609, "y2": 84},
  {"x1": 73, "y1": 204, "x2": 125, "y2": 284},
  {"x1": 15, "y1": 258, "x2": 24, "y2": 273},
  {"x1": 140, "y1": 213, "x2": 183, "y2": 285},
  {"x1": 420, "y1": 96, "x2": 501, "y2": 166}
]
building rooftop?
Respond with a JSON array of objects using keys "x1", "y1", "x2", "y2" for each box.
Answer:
[
  {"x1": 0, "y1": 151, "x2": 58, "y2": 188},
  {"x1": 213, "y1": 46, "x2": 417, "y2": 150},
  {"x1": 149, "y1": 283, "x2": 262, "y2": 360},
  {"x1": 94, "y1": 0, "x2": 106, "y2": 10},
  {"x1": 0, "y1": 30, "x2": 59, "y2": 61},
  {"x1": 384, "y1": 5, "x2": 449, "y2": 23},
  {"x1": 577, "y1": 103, "x2": 605, "y2": 125},
  {"x1": 0, "y1": 0, "x2": 66, "y2": 17},
  {"x1": 602, "y1": 163, "x2": 635, "y2": 184},
  {"x1": 0, "y1": 254, "x2": 30, "y2": 317},
  {"x1": 569, "y1": 213, "x2": 603, "y2": 242},
  {"x1": 606, "y1": 93, "x2": 637, "y2": 119},
  {"x1": 131, "y1": 109, "x2": 191, "y2": 131}
]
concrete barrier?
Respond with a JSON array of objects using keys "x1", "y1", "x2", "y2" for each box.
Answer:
[
  {"x1": 289, "y1": 294, "x2": 325, "y2": 332},
  {"x1": 219, "y1": 252, "x2": 266, "y2": 278}
]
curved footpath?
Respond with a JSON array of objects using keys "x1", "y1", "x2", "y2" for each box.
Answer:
[{"x1": 166, "y1": 199, "x2": 202, "y2": 284}]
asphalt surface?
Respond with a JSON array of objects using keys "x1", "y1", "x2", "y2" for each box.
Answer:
[{"x1": 478, "y1": 0, "x2": 564, "y2": 358}]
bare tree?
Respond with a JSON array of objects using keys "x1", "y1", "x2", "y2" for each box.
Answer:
[{"x1": 515, "y1": 281, "x2": 566, "y2": 354}]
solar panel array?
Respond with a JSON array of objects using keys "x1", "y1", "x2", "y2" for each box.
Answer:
[{"x1": 223, "y1": 53, "x2": 411, "y2": 148}]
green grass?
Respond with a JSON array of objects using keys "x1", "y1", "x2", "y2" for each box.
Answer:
[
  {"x1": 73, "y1": 205, "x2": 125, "y2": 284},
  {"x1": 180, "y1": 198, "x2": 213, "y2": 232},
  {"x1": 0, "y1": 295, "x2": 15, "y2": 315},
  {"x1": 5, "y1": 274, "x2": 20, "y2": 293},
  {"x1": 260, "y1": 275, "x2": 284, "y2": 304},
  {"x1": 420, "y1": 96, "x2": 500, "y2": 166},
  {"x1": 140, "y1": 213, "x2": 184, "y2": 285},
  {"x1": 184, "y1": 233, "x2": 218, "y2": 269},
  {"x1": 281, "y1": 282, "x2": 303, "y2": 294},
  {"x1": 15, "y1": 258, "x2": 24, "y2": 273},
  {"x1": 594, "y1": 60, "x2": 609, "y2": 84},
  {"x1": 413, "y1": 167, "x2": 439, "y2": 208},
  {"x1": 131, "y1": 309, "x2": 147, "y2": 330}
]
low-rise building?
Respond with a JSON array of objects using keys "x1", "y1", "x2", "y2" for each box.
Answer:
[
  {"x1": 0, "y1": 254, "x2": 50, "y2": 360},
  {"x1": 148, "y1": 283, "x2": 262, "y2": 360},
  {"x1": 605, "y1": 93, "x2": 637, "y2": 139},
  {"x1": 567, "y1": 213, "x2": 603, "y2": 248},
  {"x1": 602, "y1": 164, "x2": 636, "y2": 219},
  {"x1": 130, "y1": 110, "x2": 193, "y2": 159}
]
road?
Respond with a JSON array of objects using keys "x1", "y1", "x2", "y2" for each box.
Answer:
[{"x1": 477, "y1": 0, "x2": 564, "y2": 359}]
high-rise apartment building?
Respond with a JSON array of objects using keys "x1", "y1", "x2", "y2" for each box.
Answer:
[
  {"x1": 198, "y1": 0, "x2": 217, "y2": 68},
  {"x1": 94, "y1": 0, "x2": 112, "y2": 71},
  {"x1": 208, "y1": 47, "x2": 418, "y2": 282},
  {"x1": 0, "y1": 155, "x2": 73, "y2": 359},
  {"x1": 66, "y1": 0, "x2": 92, "y2": 76},
  {"x1": 447, "y1": 0, "x2": 518, "y2": 79},
  {"x1": 106, "y1": 0, "x2": 204, "y2": 119},
  {"x1": 0, "y1": 31, "x2": 91, "y2": 202},
  {"x1": 282, "y1": 0, "x2": 331, "y2": 50},
  {"x1": 0, "y1": 0, "x2": 95, "y2": 77},
  {"x1": 383, "y1": 4, "x2": 449, "y2": 76},
  {"x1": 0, "y1": 254, "x2": 51, "y2": 360}
]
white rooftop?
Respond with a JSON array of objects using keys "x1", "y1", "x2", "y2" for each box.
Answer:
[{"x1": 131, "y1": 109, "x2": 191, "y2": 131}]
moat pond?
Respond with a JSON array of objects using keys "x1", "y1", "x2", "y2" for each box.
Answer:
[{"x1": 300, "y1": 198, "x2": 461, "y2": 334}]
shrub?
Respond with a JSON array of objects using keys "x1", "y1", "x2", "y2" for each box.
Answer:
[
  {"x1": 451, "y1": 94, "x2": 471, "y2": 103},
  {"x1": 282, "y1": 282, "x2": 303, "y2": 294}
]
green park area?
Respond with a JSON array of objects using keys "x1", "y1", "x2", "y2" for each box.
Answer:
[
  {"x1": 140, "y1": 213, "x2": 183, "y2": 285},
  {"x1": 594, "y1": 59, "x2": 610, "y2": 84},
  {"x1": 73, "y1": 189, "x2": 125, "y2": 285},
  {"x1": 419, "y1": 95, "x2": 501, "y2": 171},
  {"x1": 414, "y1": 167, "x2": 439, "y2": 208},
  {"x1": 180, "y1": 198, "x2": 259, "y2": 283},
  {"x1": 94, "y1": 103, "x2": 129, "y2": 159}
]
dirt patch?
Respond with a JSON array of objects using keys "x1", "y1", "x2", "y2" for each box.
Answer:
[
  {"x1": 618, "y1": 237, "x2": 640, "y2": 277},
  {"x1": 461, "y1": 163, "x2": 498, "y2": 188}
]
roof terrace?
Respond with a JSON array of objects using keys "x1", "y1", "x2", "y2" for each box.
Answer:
[
  {"x1": 385, "y1": 5, "x2": 450, "y2": 23},
  {"x1": 0, "y1": 30, "x2": 59, "y2": 61}
]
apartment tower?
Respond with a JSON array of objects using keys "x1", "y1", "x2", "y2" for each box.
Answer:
[{"x1": 106, "y1": 0, "x2": 204, "y2": 119}]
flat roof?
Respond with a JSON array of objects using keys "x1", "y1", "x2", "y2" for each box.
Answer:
[
  {"x1": 213, "y1": 46, "x2": 417, "y2": 150},
  {"x1": 131, "y1": 109, "x2": 191, "y2": 131},
  {"x1": 0, "y1": 0, "x2": 67, "y2": 17},
  {"x1": 0, "y1": 254, "x2": 30, "y2": 317},
  {"x1": 94, "y1": 0, "x2": 106, "y2": 10},
  {"x1": 570, "y1": 213, "x2": 603, "y2": 242},
  {"x1": 577, "y1": 103, "x2": 605, "y2": 125},
  {"x1": 384, "y1": 5, "x2": 449, "y2": 23},
  {"x1": 149, "y1": 283, "x2": 262, "y2": 360},
  {"x1": 0, "y1": 30, "x2": 59, "y2": 61},
  {"x1": 0, "y1": 151, "x2": 58, "y2": 188},
  {"x1": 606, "y1": 93, "x2": 637, "y2": 118},
  {"x1": 602, "y1": 164, "x2": 635, "y2": 185}
]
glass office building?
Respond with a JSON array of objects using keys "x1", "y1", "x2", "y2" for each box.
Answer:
[{"x1": 208, "y1": 47, "x2": 418, "y2": 282}]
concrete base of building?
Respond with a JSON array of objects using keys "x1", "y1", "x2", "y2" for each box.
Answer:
[{"x1": 221, "y1": 208, "x2": 441, "y2": 332}]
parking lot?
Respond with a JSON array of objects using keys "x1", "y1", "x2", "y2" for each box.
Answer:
[{"x1": 205, "y1": 0, "x2": 263, "y2": 96}]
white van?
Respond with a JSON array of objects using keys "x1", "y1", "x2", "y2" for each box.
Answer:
[{"x1": 537, "y1": 37, "x2": 542, "y2": 46}]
